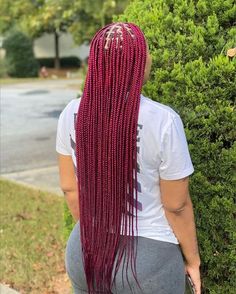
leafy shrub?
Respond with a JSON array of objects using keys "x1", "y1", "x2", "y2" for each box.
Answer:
[
  {"x1": 3, "y1": 30, "x2": 39, "y2": 78},
  {"x1": 61, "y1": 56, "x2": 82, "y2": 68},
  {"x1": 64, "y1": 202, "x2": 76, "y2": 241},
  {"x1": 116, "y1": 0, "x2": 236, "y2": 293},
  {"x1": 37, "y1": 58, "x2": 54, "y2": 68},
  {"x1": 0, "y1": 58, "x2": 7, "y2": 78},
  {"x1": 37, "y1": 56, "x2": 82, "y2": 68}
]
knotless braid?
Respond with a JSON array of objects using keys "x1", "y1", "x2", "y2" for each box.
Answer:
[{"x1": 75, "y1": 22, "x2": 147, "y2": 293}]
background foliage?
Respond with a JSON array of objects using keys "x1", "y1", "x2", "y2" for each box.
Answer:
[
  {"x1": 0, "y1": 0, "x2": 130, "y2": 69},
  {"x1": 37, "y1": 56, "x2": 82, "y2": 68},
  {"x1": 3, "y1": 30, "x2": 39, "y2": 77},
  {"x1": 64, "y1": 202, "x2": 76, "y2": 241},
  {"x1": 0, "y1": 59, "x2": 7, "y2": 78},
  {"x1": 116, "y1": 0, "x2": 236, "y2": 293},
  {"x1": 0, "y1": 0, "x2": 130, "y2": 44},
  {"x1": 58, "y1": 0, "x2": 129, "y2": 44}
]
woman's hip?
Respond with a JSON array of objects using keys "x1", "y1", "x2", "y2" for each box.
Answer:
[{"x1": 65, "y1": 221, "x2": 185, "y2": 293}]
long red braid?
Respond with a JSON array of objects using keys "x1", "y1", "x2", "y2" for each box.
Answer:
[{"x1": 75, "y1": 22, "x2": 147, "y2": 293}]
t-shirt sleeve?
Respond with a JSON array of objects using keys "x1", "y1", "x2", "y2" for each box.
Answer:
[
  {"x1": 159, "y1": 114, "x2": 194, "y2": 180},
  {"x1": 56, "y1": 106, "x2": 71, "y2": 156}
]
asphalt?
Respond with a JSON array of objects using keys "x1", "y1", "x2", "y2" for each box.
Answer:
[
  {"x1": 0, "y1": 79, "x2": 82, "y2": 293},
  {"x1": 1, "y1": 79, "x2": 81, "y2": 174}
]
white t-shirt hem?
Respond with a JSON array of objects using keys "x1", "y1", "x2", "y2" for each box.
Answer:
[
  {"x1": 138, "y1": 234, "x2": 179, "y2": 244},
  {"x1": 128, "y1": 229, "x2": 180, "y2": 244},
  {"x1": 56, "y1": 147, "x2": 71, "y2": 156},
  {"x1": 160, "y1": 166, "x2": 194, "y2": 181}
]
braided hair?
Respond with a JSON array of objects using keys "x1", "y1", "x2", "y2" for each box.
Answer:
[{"x1": 75, "y1": 22, "x2": 147, "y2": 293}]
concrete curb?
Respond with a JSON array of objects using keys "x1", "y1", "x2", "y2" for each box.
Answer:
[
  {"x1": 0, "y1": 284, "x2": 21, "y2": 294},
  {"x1": 0, "y1": 166, "x2": 63, "y2": 196}
]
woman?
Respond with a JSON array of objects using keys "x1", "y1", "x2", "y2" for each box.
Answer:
[{"x1": 56, "y1": 22, "x2": 201, "y2": 294}]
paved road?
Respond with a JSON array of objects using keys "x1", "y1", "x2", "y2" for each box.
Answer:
[{"x1": 0, "y1": 79, "x2": 81, "y2": 174}]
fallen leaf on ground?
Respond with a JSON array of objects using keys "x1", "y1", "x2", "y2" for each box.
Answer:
[
  {"x1": 33, "y1": 262, "x2": 42, "y2": 271},
  {"x1": 15, "y1": 213, "x2": 33, "y2": 220}
]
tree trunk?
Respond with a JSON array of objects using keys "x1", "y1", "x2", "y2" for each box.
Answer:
[{"x1": 54, "y1": 31, "x2": 60, "y2": 69}]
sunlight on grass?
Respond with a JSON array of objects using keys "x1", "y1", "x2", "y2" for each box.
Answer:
[
  {"x1": 0, "y1": 178, "x2": 67, "y2": 293},
  {"x1": 0, "y1": 78, "x2": 41, "y2": 85}
]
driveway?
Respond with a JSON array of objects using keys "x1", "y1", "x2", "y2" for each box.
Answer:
[{"x1": 0, "y1": 79, "x2": 81, "y2": 193}]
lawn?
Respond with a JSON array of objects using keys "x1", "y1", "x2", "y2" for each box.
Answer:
[
  {"x1": 0, "y1": 68, "x2": 85, "y2": 86},
  {"x1": 0, "y1": 178, "x2": 71, "y2": 294},
  {"x1": 0, "y1": 77, "x2": 41, "y2": 85}
]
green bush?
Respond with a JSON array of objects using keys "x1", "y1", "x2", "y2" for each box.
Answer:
[
  {"x1": 3, "y1": 30, "x2": 39, "y2": 77},
  {"x1": 64, "y1": 201, "x2": 76, "y2": 241},
  {"x1": 37, "y1": 58, "x2": 54, "y2": 68},
  {"x1": 37, "y1": 56, "x2": 82, "y2": 69},
  {"x1": 116, "y1": 0, "x2": 236, "y2": 293},
  {"x1": 0, "y1": 58, "x2": 7, "y2": 78}
]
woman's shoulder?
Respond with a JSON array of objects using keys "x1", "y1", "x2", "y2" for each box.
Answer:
[
  {"x1": 60, "y1": 97, "x2": 81, "y2": 117},
  {"x1": 140, "y1": 94, "x2": 180, "y2": 122}
]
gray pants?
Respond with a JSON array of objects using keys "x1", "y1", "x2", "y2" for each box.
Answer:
[{"x1": 65, "y1": 221, "x2": 186, "y2": 293}]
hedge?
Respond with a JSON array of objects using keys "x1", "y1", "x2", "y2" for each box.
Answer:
[
  {"x1": 64, "y1": 1, "x2": 236, "y2": 293},
  {"x1": 37, "y1": 56, "x2": 82, "y2": 69},
  {"x1": 116, "y1": 0, "x2": 236, "y2": 293},
  {"x1": 3, "y1": 30, "x2": 39, "y2": 77},
  {"x1": 64, "y1": 201, "x2": 76, "y2": 241},
  {"x1": 0, "y1": 58, "x2": 7, "y2": 78}
]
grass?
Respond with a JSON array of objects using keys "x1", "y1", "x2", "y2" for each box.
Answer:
[
  {"x1": 0, "y1": 77, "x2": 41, "y2": 85},
  {"x1": 0, "y1": 68, "x2": 85, "y2": 86},
  {"x1": 0, "y1": 178, "x2": 68, "y2": 293}
]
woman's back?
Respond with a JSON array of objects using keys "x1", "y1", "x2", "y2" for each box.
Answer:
[{"x1": 56, "y1": 93, "x2": 194, "y2": 245}]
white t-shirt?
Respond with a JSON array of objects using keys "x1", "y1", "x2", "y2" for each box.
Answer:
[{"x1": 56, "y1": 94, "x2": 194, "y2": 244}]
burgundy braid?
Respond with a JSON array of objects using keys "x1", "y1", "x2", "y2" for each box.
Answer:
[{"x1": 75, "y1": 22, "x2": 147, "y2": 293}]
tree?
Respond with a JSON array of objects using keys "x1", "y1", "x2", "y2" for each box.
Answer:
[
  {"x1": 117, "y1": 0, "x2": 236, "y2": 293},
  {"x1": 0, "y1": 0, "x2": 65, "y2": 68},
  {"x1": 0, "y1": 0, "x2": 37, "y2": 33},
  {"x1": 21, "y1": 1, "x2": 70, "y2": 69},
  {"x1": 60, "y1": 0, "x2": 130, "y2": 44},
  {"x1": 0, "y1": 0, "x2": 130, "y2": 68}
]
